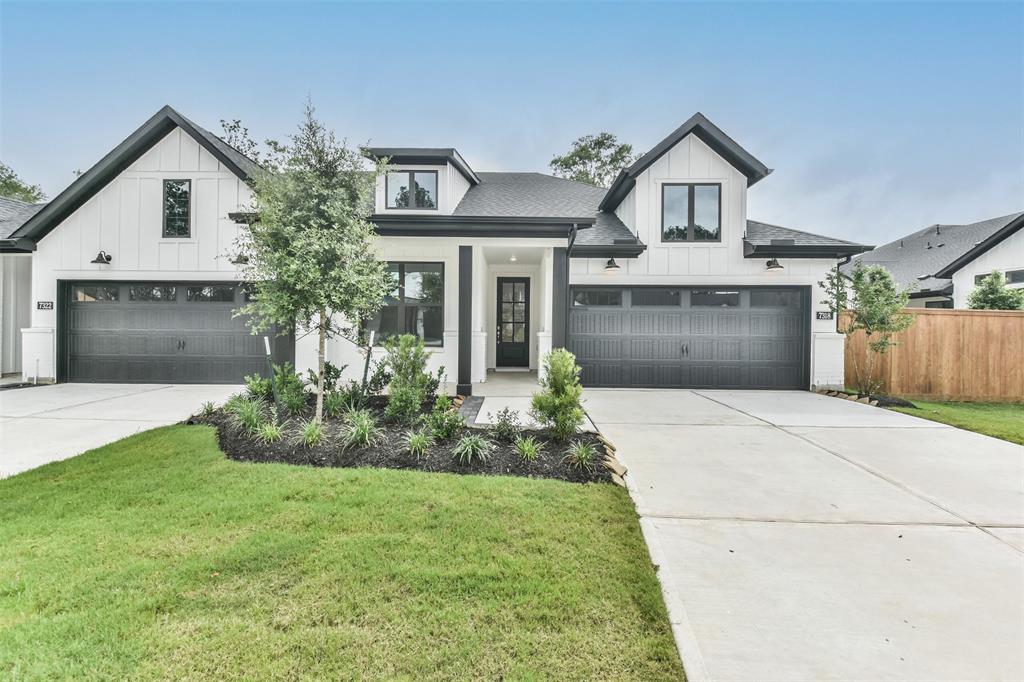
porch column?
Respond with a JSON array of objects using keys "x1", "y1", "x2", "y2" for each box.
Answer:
[
  {"x1": 551, "y1": 246, "x2": 568, "y2": 349},
  {"x1": 457, "y1": 245, "x2": 472, "y2": 395}
]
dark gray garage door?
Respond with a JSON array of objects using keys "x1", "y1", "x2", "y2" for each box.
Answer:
[
  {"x1": 64, "y1": 282, "x2": 291, "y2": 383},
  {"x1": 568, "y1": 286, "x2": 809, "y2": 389}
]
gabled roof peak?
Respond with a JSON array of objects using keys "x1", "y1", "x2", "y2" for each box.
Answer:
[{"x1": 599, "y1": 112, "x2": 771, "y2": 213}]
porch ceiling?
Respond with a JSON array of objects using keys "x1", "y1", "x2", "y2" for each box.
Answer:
[{"x1": 482, "y1": 245, "x2": 544, "y2": 265}]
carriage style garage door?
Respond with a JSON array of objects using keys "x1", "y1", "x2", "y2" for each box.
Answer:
[
  {"x1": 63, "y1": 282, "x2": 290, "y2": 383},
  {"x1": 568, "y1": 286, "x2": 809, "y2": 389}
]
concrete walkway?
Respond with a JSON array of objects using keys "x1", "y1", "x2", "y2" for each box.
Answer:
[
  {"x1": 586, "y1": 388, "x2": 1024, "y2": 682},
  {"x1": 0, "y1": 383, "x2": 238, "y2": 478}
]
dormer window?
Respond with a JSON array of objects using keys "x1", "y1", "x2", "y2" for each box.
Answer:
[
  {"x1": 386, "y1": 171, "x2": 438, "y2": 210},
  {"x1": 662, "y1": 183, "x2": 721, "y2": 242}
]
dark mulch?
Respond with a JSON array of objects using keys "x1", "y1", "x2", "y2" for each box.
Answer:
[{"x1": 191, "y1": 397, "x2": 612, "y2": 485}]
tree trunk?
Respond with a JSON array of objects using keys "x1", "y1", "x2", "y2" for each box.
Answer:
[{"x1": 315, "y1": 307, "x2": 327, "y2": 423}]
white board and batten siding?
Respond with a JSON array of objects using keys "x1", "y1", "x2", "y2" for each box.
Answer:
[
  {"x1": 569, "y1": 134, "x2": 846, "y2": 388},
  {"x1": 951, "y1": 230, "x2": 1023, "y2": 309},
  {"x1": 23, "y1": 127, "x2": 252, "y2": 381}
]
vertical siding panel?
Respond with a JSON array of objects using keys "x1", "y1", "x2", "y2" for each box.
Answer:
[
  {"x1": 138, "y1": 178, "x2": 162, "y2": 269},
  {"x1": 79, "y1": 198, "x2": 101, "y2": 265},
  {"x1": 159, "y1": 129, "x2": 180, "y2": 171},
  {"x1": 199, "y1": 146, "x2": 219, "y2": 172},
  {"x1": 61, "y1": 212, "x2": 80, "y2": 269},
  {"x1": 216, "y1": 178, "x2": 238, "y2": 271},
  {"x1": 179, "y1": 134, "x2": 200, "y2": 172},
  {"x1": 134, "y1": 146, "x2": 160, "y2": 172},
  {"x1": 119, "y1": 178, "x2": 140, "y2": 269},
  {"x1": 196, "y1": 177, "x2": 219, "y2": 269},
  {"x1": 100, "y1": 184, "x2": 120, "y2": 253},
  {"x1": 158, "y1": 242, "x2": 178, "y2": 270}
]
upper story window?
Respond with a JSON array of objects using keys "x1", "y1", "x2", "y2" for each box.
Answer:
[
  {"x1": 162, "y1": 179, "x2": 191, "y2": 238},
  {"x1": 662, "y1": 183, "x2": 721, "y2": 242},
  {"x1": 386, "y1": 171, "x2": 438, "y2": 210}
]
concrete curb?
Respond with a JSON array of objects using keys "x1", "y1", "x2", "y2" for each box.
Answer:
[{"x1": 619, "y1": 447, "x2": 711, "y2": 682}]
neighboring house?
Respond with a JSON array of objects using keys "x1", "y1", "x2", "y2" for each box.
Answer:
[
  {"x1": 0, "y1": 106, "x2": 870, "y2": 393},
  {"x1": 844, "y1": 212, "x2": 1024, "y2": 309},
  {"x1": 0, "y1": 197, "x2": 45, "y2": 377}
]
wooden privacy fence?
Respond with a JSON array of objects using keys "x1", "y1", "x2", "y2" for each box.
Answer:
[{"x1": 841, "y1": 308, "x2": 1024, "y2": 402}]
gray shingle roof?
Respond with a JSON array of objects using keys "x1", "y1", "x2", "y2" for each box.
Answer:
[
  {"x1": 841, "y1": 212, "x2": 1024, "y2": 296},
  {"x1": 0, "y1": 197, "x2": 46, "y2": 239},
  {"x1": 452, "y1": 172, "x2": 636, "y2": 245},
  {"x1": 745, "y1": 220, "x2": 865, "y2": 248}
]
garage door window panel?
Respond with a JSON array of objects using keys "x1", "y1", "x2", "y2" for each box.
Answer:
[
  {"x1": 573, "y1": 289, "x2": 622, "y2": 307},
  {"x1": 187, "y1": 285, "x2": 236, "y2": 302},
  {"x1": 130, "y1": 285, "x2": 177, "y2": 302},
  {"x1": 691, "y1": 290, "x2": 739, "y2": 307},
  {"x1": 73, "y1": 286, "x2": 120, "y2": 302},
  {"x1": 632, "y1": 288, "x2": 681, "y2": 307}
]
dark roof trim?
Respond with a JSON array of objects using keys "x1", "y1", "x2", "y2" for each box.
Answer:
[
  {"x1": 12, "y1": 106, "x2": 256, "y2": 244},
  {"x1": 600, "y1": 113, "x2": 771, "y2": 213},
  {"x1": 908, "y1": 284, "x2": 953, "y2": 299},
  {"x1": 364, "y1": 147, "x2": 480, "y2": 185},
  {"x1": 0, "y1": 238, "x2": 36, "y2": 253},
  {"x1": 371, "y1": 214, "x2": 594, "y2": 227},
  {"x1": 743, "y1": 240, "x2": 873, "y2": 259},
  {"x1": 570, "y1": 242, "x2": 647, "y2": 259},
  {"x1": 932, "y1": 213, "x2": 1024, "y2": 278}
]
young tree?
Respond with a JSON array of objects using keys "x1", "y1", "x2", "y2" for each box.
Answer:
[
  {"x1": 0, "y1": 162, "x2": 45, "y2": 202},
  {"x1": 549, "y1": 132, "x2": 636, "y2": 188},
  {"x1": 235, "y1": 101, "x2": 393, "y2": 422},
  {"x1": 967, "y1": 271, "x2": 1024, "y2": 310},
  {"x1": 821, "y1": 264, "x2": 915, "y2": 395}
]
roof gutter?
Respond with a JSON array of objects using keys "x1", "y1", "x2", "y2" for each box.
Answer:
[
  {"x1": 0, "y1": 237, "x2": 36, "y2": 253},
  {"x1": 743, "y1": 241, "x2": 873, "y2": 259}
]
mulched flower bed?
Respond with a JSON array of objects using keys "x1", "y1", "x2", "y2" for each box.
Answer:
[{"x1": 190, "y1": 397, "x2": 612, "y2": 485}]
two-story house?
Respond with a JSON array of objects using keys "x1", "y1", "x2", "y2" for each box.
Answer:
[{"x1": 0, "y1": 106, "x2": 870, "y2": 393}]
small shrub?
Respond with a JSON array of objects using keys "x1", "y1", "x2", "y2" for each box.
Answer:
[
  {"x1": 298, "y1": 419, "x2": 324, "y2": 448},
  {"x1": 514, "y1": 435, "x2": 542, "y2": 462},
  {"x1": 305, "y1": 360, "x2": 346, "y2": 394},
  {"x1": 385, "y1": 384, "x2": 423, "y2": 424},
  {"x1": 452, "y1": 433, "x2": 494, "y2": 465},
  {"x1": 427, "y1": 394, "x2": 463, "y2": 440},
  {"x1": 323, "y1": 391, "x2": 347, "y2": 419},
  {"x1": 244, "y1": 374, "x2": 272, "y2": 400},
  {"x1": 405, "y1": 430, "x2": 433, "y2": 458},
  {"x1": 562, "y1": 440, "x2": 597, "y2": 471},
  {"x1": 199, "y1": 401, "x2": 216, "y2": 417},
  {"x1": 488, "y1": 407, "x2": 521, "y2": 442},
  {"x1": 531, "y1": 349, "x2": 585, "y2": 440},
  {"x1": 342, "y1": 410, "x2": 384, "y2": 450},
  {"x1": 281, "y1": 388, "x2": 307, "y2": 416},
  {"x1": 256, "y1": 422, "x2": 284, "y2": 443},
  {"x1": 229, "y1": 396, "x2": 266, "y2": 434}
]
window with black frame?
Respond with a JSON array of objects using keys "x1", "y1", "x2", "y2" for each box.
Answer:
[
  {"x1": 378, "y1": 262, "x2": 444, "y2": 345},
  {"x1": 386, "y1": 171, "x2": 438, "y2": 209},
  {"x1": 163, "y1": 179, "x2": 191, "y2": 238},
  {"x1": 662, "y1": 183, "x2": 721, "y2": 242}
]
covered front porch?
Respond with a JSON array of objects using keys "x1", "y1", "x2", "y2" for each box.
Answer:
[{"x1": 459, "y1": 242, "x2": 568, "y2": 395}]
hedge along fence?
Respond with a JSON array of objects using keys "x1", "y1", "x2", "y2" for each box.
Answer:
[{"x1": 841, "y1": 308, "x2": 1024, "y2": 402}]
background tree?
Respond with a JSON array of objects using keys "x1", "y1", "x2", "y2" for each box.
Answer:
[
  {"x1": 822, "y1": 264, "x2": 915, "y2": 395},
  {"x1": 549, "y1": 133, "x2": 636, "y2": 188},
  {"x1": 0, "y1": 162, "x2": 45, "y2": 202},
  {"x1": 967, "y1": 271, "x2": 1024, "y2": 310},
  {"x1": 235, "y1": 101, "x2": 393, "y2": 422}
]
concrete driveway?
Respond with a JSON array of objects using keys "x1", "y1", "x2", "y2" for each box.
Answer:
[
  {"x1": 587, "y1": 389, "x2": 1024, "y2": 682},
  {"x1": 0, "y1": 383, "x2": 238, "y2": 478}
]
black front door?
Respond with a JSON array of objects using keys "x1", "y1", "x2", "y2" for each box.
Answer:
[{"x1": 496, "y1": 277, "x2": 529, "y2": 367}]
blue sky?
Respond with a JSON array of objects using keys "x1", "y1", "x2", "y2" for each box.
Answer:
[{"x1": 1, "y1": 1, "x2": 1021, "y2": 245}]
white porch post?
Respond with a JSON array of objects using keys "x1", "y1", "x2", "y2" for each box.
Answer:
[
  {"x1": 537, "y1": 247, "x2": 554, "y2": 382},
  {"x1": 471, "y1": 246, "x2": 487, "y2": 383}
]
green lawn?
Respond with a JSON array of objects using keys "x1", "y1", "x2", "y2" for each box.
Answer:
[
  {"x1": 890, "y1": 401, "x2": 1024, "y2": 445},
  {"x1": 0, "y1": 425, "x2": 683, "y2": 681}
]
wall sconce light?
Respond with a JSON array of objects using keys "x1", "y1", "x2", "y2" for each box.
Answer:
[
  {"x1": 605, "y1": 258, "x2": 620, "y2": 271},
  {"x1": 90, "y1": 250, "x2": 112, "y2": 265},
  {"x1": 765, "y1": 258, "x2": 783, "y2": 271}
]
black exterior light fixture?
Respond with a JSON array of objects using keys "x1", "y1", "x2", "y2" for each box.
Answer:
[
  {"x1": 605, "y1": 258, "x2": 621, "y2": 271},
  {"x1": 90, "y1": 250, "x2": 112, "y2": 265},
  {"x1": 765, "y1": 258, "x2": 784, "y2": 271}
]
